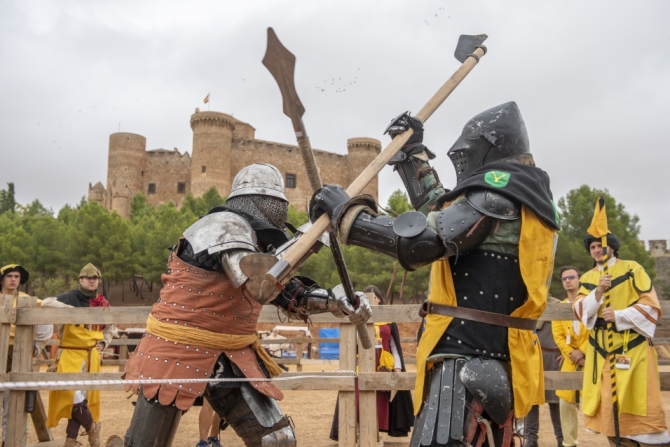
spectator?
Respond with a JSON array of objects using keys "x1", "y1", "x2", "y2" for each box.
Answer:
[
  {"x1": 196, "y1": 399, "x2": 225, "y2": 447},
  {"x1": 265, "y1": 328, "x2": 290, "y2": 372},
  {"x1": 330, "y1": 285, "x2": 414, "y2": 440},
  {"x1": 1, "y1": 264, "x2": 52, "y2": 447},
  {"x1": 553, "y1": 266, "x2": 588, "y2": 447},
  {"x1": 574, "y1": 234, "x2": 669, "y2": 446},
  {"x1": 525, "y1": 295, "x2": 564, "y2": 447},
  {"x1": 42, "y1": 263, "x2": 115, "y2": 447}
]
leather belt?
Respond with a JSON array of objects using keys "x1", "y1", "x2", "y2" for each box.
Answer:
[{"x1": 419, "y1": 301, "x2": 537, "y2": 330}]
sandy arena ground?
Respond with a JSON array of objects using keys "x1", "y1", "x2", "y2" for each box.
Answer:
[{"x1": 14, "y1": 364, "x2": 670, "y2": 447}]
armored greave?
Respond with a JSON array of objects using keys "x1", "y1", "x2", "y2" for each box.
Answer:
[
  {"x1": 206, "y1": 382, "x2": 296, "y2": 447},
  {"x1": 411, "y1": 358, "x2": 514, "y2": 447},
  {"x1": 124, "y1": 391, "x2": 183, "y2": 447}
]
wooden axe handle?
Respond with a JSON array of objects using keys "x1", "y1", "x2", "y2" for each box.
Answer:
[{"x1": 266, "y1": 46, "x2": 486, "y2": 284}]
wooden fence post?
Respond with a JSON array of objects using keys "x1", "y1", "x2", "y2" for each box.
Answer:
[
  {"x1": 6, "y1": 295, "x2": 36, "y2": 447},
  {"x1": 118, "y1": 334, "x2": 128, "y2": 373},
  {"x1": 338, "y1": 323, "x2": 357, "y2": 447},
  {"x1": 296, "y1": 341, "x2": 304, "y2": 373},
  {"x1": 358, "y1": 323, "x2": 377, "y2": 447}
]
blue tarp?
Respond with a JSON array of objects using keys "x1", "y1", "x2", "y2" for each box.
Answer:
[{"x1": 318, "y1": 328, "x2": 340, "y2": 360}]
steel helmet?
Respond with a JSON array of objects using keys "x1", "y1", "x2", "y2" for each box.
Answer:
[{"x1": 228, "y1": 163, "x2": 287, "y2": 201}]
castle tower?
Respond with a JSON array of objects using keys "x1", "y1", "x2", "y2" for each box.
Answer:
[
  {"x1": 346, "y1": 137, "x2": 382, "y2": 198},
  {"x1": 107, "y1": 132, "x2": 147, "y2": 218},
  {"x1": 190, "y1": 111, "x2": 236, "y2": 198}
]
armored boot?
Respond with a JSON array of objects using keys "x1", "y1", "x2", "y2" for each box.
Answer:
[{"x1": 85, "y1": 421, "x2": 101, "y2": 447}]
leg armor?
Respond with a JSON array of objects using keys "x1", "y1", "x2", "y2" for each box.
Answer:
[
  {"x1": 411, "y1": 358, "x2": 514, "y2": 447},
  {"x1": 206, "y1": 382, "x2": 296, "y2": 447},
  {"x1": 124, "y1": 391, "x2": 183, "y2": 447}
]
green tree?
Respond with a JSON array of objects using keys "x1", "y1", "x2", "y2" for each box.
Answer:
[
  {"x1": 551, "y1": 185, "x2": 655, "y2": 297},
  {"x1": 0, "y1": 182, "x2": 16, "y2": 214},
  {"x1": 386, "y1": 189, "x2": 413, "y2": 215}
]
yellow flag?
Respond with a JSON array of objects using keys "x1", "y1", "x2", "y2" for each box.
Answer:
[
  {"x1": 203, "y1": 93, "x2": 210, "y2": 104},
  {"x1": 586, "y1": 196, "x2": 608, "y2": 239}
]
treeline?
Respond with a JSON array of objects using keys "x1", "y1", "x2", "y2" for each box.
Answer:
[{"x1": 0, "y1": 183, "x2": 663, "y2": 302}]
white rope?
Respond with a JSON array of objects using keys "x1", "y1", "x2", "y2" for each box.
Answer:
[{"x1": 0, "y1": 372, "x2": 357, "y2": 391}]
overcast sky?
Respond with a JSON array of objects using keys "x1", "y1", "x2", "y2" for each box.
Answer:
[{"x1": 1, "y1": 1, "x2": 669, "y2": 245}]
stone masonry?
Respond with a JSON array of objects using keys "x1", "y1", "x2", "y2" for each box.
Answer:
[
  {"x1": 650, "y1": 239, "x2": 670, "y2": 300},
  {"x1": 88, "y1": 110, "x2": 381, "y2": 216}
]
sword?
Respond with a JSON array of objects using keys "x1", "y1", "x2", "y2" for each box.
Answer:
[{"x1": 262, "y1": 27, "x2": 372, "y2": 349}]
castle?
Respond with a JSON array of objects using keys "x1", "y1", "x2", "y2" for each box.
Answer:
[{"x1": 88, "y1": 110, "x2": 381, "y2": 217}]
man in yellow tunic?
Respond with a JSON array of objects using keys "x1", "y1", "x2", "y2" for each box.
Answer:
[
  {"x1": 552, "y1": 266, "x2": 588, "y2": 447},
  {"x1": 42, "y1": 264, "x2": 115, "y2": 447},
  {"x1": 1, "y1": 264, "x2": 52, "y2": 447},
  {"x1": 313, "y1": 102, "x2": 560, "y2": 446},
  {"x1": 573, "y1": 234, "x2": 669, "y2": 447}
]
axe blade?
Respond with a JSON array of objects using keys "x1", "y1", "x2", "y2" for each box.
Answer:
[
  {"x1": 454, "y1": 34, "x2": 488, "y2": 63},
  {"x1": 262, "y1": 27, "x2": 306, "y2": 122}
]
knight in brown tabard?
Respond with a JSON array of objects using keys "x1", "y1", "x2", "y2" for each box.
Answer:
[{"x1": 122, "y1": 163, "x2": 372, "y2": 447}]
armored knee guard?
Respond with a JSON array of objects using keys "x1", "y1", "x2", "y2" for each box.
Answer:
[
  {"x1": 124, "y1": 391, "x2": 183, "y2": 447},
  {"x1": 207, "y1": 382, "x2": 296, "y2": 447}
]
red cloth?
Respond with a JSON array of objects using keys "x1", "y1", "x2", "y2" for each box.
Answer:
[{"x1": 89, "y1": 294, "x2": 109, "y2": 331}]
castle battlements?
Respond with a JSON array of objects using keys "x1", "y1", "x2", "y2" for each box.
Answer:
[{"x1": 88, "y1": 109, "x2": 380, "y2": 217}]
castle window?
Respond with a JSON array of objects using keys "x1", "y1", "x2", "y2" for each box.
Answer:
[
  {"x1": 286, "y1": 173, "x2": 296, "y2": 188},
  {"x1": 177, "y1": 182, "x2": 186, "y2": 194},
  {"x1": 148, "y1": 183, "x2": 156, "y2": 194},
  {"x1": 202, "y1": 166, "x2": 207, "y2": 173}
]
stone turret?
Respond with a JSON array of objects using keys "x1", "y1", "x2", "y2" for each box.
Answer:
[
  {"x1": 87, "y1": 182, "x2": 106, "y2": 205},
  {"x1": 107, "y1": 133, "x2": 147, "y2": 218},
  {"x1": 346, "y1": 137, "x2": 382, "y2": 198},
  {"x1": 190, "y1": 111, "x2": 236, "y2": 198}
]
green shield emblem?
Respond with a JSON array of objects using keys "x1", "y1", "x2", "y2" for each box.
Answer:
[{"x1": 484, "y1": 170, "x2": 511, "y2": 188}]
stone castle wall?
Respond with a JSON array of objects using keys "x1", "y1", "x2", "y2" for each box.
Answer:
[
  {"x1": 89, "y1": 109, "x2": 381, "y2": 216},
  {"x1": 650, "y1": 239, "x2": 670, "y2": 300}
]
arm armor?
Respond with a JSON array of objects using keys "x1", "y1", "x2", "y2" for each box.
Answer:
[
  {"x1": 271, "y1": 277, "x2": 343, "y2": 321},
  {"x1": 388, "y1": 146, "x2": 446, "y2": 213},
  {"x1": 337, "y1": 189, "x2": 520, "y2": 270}
]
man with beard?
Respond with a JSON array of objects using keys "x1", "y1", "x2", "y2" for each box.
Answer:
[
  {"x1": 121, "y1": 163, "x2": 371, "y2": 447},
  {"x1": 311, "y1": 102, "x2": 560, "y2": 446},
  {"x1": 42, "y1": 263, "x2": 115, "y2": 447},
  {"x1": 574, "y1": 235, "x2": 668, "y2": 446}
]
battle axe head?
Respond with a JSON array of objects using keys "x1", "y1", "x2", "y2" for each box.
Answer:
[
  {"x1": 262, "y1": 27, "x2": 305, "y2": 129},
  {"x1": 454, "y1": 34, "x2": 488, "y2": 63}
]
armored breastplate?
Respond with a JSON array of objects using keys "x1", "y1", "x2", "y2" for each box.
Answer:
[
  {"x1": 153, "y1": 247, "x2": 262, "y2": 335},
  {"x1": 432, "y1": 249, "x2": 527, "y2": 360}
]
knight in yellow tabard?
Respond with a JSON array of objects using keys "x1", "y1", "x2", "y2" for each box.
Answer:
[
  {"x1": 312, "y1": 103, "x2": 560, "y2": 446},
  {"x1": 42, "y1": 263, "x2": 115, "y2": 447},
  {"x1": 574, "y1": 234, "x2": 669, "y2": 446}
]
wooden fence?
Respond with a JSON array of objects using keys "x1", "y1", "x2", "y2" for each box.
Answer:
[{"x1": 2, "y1": 295, "x2": 670, "y2": 447}]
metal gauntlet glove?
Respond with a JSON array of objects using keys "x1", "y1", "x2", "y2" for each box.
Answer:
[{"x1": 331, "y1": 284, "x2": 372, "y2": 325}]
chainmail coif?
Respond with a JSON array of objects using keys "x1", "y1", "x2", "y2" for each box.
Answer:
[{"x1": 225, "y1": 195, "x2": 288, "y2": 230}]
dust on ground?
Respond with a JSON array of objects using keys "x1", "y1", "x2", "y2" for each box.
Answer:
[{"x1": 18, "y1": 364, "x2": 670, "y2": 446}]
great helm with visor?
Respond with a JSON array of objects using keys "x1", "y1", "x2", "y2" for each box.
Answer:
[{"x1": 447, "y1": 101, "x2": 530, "y2": 184}]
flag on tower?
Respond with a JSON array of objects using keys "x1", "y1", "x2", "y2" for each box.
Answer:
[{"x1": 203, "y1": 93, "x2": 210, "y2": 104}]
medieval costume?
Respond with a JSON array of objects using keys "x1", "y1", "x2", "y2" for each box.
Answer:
[
  {"x1": 42, "y1": 263, "x2": 113, "y2": 447},
  {"x1": 122, "y1": 163, "x2": 371, "y2": 447},
  {"x1": 574, "y1": 234, "x2": 669, "y2": 446},
  {"x1": 1, "y1": 264, "x2": 52, "y2": 447},
  {"x1": 312, "y1": 102, "x2": 560, "y2": 447},
  {"x1": 329, "y1": 320, "x2": 414, "y2": 440},
  {"x1": 525, "y1": 296, "x2": 564, "y2": 447},
  {"x1": 552, "y1": 296, "x2": 588, "y2": 447}
]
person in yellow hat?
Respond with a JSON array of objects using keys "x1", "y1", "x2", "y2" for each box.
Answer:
[
  {"x1": 42, "y1": 263, "x2": 116, "y2": 447},
  {"x1": 574, "y1": 234, "x2": 669, "y2": 446},
  {"x1": 0, "y1": 264, "x2": 52, "y2": 447}
]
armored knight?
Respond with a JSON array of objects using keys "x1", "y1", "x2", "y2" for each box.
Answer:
[
  {"x1": 122, "y1": 163, "x2": 371, "y2": 447},
  {"x1": 312, "y1": 102, "x2": 560, "y2": 447}
]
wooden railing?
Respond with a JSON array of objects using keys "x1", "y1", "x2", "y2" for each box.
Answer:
[{"x1": 2, "y1": 296, "x2": 670, "y2": 447}]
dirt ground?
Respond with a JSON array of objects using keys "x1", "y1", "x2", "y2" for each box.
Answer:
[{"x1": 16, "y1": 364, "x2": 670, "y2": 447}]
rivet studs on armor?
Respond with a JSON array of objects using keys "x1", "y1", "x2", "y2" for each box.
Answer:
[
  {"x1": 463, "y1": 296, "x2": 467, "y2": 300},
  {"x1": 189, "y1": 288, "x2": 192, "y2": 292},
  {"x1": 510, "y1": 297, "x2": 514, "y2": 301},
  {"x1": 164, "y1": 360, "x2": 168, "y2": 363},
  {"x1": 176, "y1": 362, "x2": 180, "y2": 366},
  {"x1": 480, "y1": 291, "x2": 484, "y2": 295},
  {"x1": 186, "y1": 366, "x2": 190, "y2": 369},
  {"x1": 186, "y1": 345, "x2": 189, "y2": 349},
  {"x1": 495, "y1": 294, "x2": 499, "y2": 298},
  {"x1": 464, "y1": 273, "x2": 469, "y2": 276}
]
